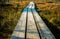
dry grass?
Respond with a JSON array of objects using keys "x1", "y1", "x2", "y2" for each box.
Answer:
[
  {"x1": 36, "y1": 2, "x2": 60, "y2": 29},
  {"x1": 0, "y1": 0, "x2": 60, "y2": 39},
  {"x1": 0, "y1": 1, "x2": 29, "y2": 39}
]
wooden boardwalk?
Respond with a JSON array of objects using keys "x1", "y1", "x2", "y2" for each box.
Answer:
[{"x1": 11, "y1": 2, "x2": 56, "y2": 39}]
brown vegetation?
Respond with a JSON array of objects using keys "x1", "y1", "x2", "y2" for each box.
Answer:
[
  {"x1": 0, "y1": 1, "x2": 29, "y2": 39},
  {"x1": 0, "y1": 0, "x2": 60, "y2": 39}
]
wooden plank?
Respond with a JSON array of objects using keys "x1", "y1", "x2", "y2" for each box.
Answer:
[
  {"x1": 32, "y1": 9, "x2": 56, "y2": 39},
  {"x1": 11, "y1": 8, "x2": 27, "y2": 39},
  {"x1": 26, "y1": 8, "x2": 40, "y2": 39}
]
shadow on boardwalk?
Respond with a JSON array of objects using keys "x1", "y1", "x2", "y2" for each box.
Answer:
[
  {"x1": 35, "y1": 4, "x2": 60, "y2": 39},
  {"x1": 40, "y1": 16, "x2": 60, "y2": 39}
]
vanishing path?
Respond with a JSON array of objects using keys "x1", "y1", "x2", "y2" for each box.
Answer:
[{"x1": 11, "y1": 2, "x2": 56, "y2": 39}]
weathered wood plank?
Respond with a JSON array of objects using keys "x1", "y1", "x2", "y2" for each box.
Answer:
[
  {"x1": 11, "y1": 8, "x2": 27, "y2": 39},
  {"x1": 32, "y1": 9, "x2": 56, "y2": 39},
  {"x1": 11, "y1": 2, "x2": 56, "y2": 39},
  {"x1": 26, "y1": 8, "x2": 40, "y2": 39}
]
